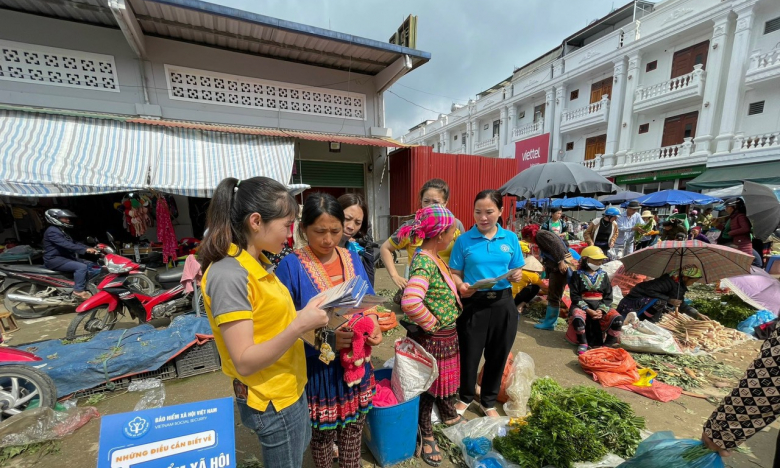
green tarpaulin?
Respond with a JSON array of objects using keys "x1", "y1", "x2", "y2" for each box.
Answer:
[{"x1": 687, "y1": 161, "x2": 780, "y2": 190}]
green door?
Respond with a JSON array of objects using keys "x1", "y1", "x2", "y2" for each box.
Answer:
[{"x1": 292, "y1": 160, "x2": 365, "y2": 188}]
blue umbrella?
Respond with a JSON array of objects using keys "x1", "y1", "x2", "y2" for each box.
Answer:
[
  {"x1": 600, "y1": 191, "x2": 644, "y2": 205},
  {"x1": 629, "y1": 190, "x2": 722, "y2": 207},
  {"x1": 550, "y1": 197, "x2": 605, "y2": 210}
]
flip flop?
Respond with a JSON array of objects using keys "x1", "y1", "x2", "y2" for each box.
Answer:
[{"x1": 444, "y1": 415, "x2": 468, "y2": 426}]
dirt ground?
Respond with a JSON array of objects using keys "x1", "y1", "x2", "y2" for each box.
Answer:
[{"x1": 1, "y1": 263, "x2": 776, "y2": 468}]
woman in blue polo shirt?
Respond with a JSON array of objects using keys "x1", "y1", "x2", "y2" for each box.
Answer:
[{"x1": 449, "y1": 190, "x2": 524, "y2": 418}]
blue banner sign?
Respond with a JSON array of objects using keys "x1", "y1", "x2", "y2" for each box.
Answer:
[{"x1": 97, "y1": 397, "x2": 235, "y2": 468}]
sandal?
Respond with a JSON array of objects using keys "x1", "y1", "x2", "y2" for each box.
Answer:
[
  {"x1": 577, "y1": 344, "x2": 589, "y2": 355},
  {"x1": 480, "y1": 405, "x2": 500, "y2": 418},
  {"x1": 415, "y1": 429, "x2": 442, "y2": 467},
  {"x1": 444, "y1": 414, "x2": 468, "y2": 426},
  {"x1": 454, "y1": 399, "x2": 470, "y2": 416}
]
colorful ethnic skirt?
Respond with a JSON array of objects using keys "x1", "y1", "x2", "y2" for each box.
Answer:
[
  {"x1": 305, "y1": 350, "x2": 375, "y2": 431},
  {"x1": 415, "y1": 326, "x2": 460, "y2": 398}
]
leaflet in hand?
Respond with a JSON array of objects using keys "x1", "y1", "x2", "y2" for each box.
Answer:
[
  {"x1": 314, "y1": 276, "x2": 374, "y2": 311},
  {"x1": 468, "y1": 268, "x2": 521, "y2": 290}
]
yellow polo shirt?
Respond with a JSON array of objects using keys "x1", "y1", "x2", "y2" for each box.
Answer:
[{"x1": 202, "y1": 244, "x2": 306, "y2": 412}]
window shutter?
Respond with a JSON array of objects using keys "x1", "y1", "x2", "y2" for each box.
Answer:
[
  {"x1": 748, "y1": 101, "x2": 765, "y2": 116},
  {"x1": 765, "y1": 17, "x2": 780, "y2": 35}
]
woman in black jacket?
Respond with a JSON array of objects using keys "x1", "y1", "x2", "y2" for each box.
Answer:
[{"x1": 616, "y1": 264, "x2": 702, "y2": 321}]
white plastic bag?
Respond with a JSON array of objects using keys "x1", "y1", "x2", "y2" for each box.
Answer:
[
  {"x1": 619, "y1": 312, "x2": 683, "y2": 355},
  {"x1": 391, "y1": 337, "x2": 438, "y2": 402},
  {"x1": 602, "y1": 260, "x2": 624, "y2": 281},
  {"x1": 502, "y1": 352, "x2": 535, "y2": 418},
  {"x1": 443, "y1": 417, "x2": 511, "y2": 467},
  {"x1": 611, "y1": 285, "x2": 624, "y2": 309}
]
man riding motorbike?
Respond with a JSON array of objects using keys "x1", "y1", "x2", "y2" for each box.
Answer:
[{"x1": 43, "y1": 209, "x2": 98, "y2": 300}]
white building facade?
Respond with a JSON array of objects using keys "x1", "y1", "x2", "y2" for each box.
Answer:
[{"x1": 402, "y1": 0, "x2": 780, "y2": 192}]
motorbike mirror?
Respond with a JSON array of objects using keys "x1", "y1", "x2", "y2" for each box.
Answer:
[
  {"x1": 106, "y1": 231, "x2": 117, "y2": 250},
  {"x1": 85, "y1": 236, "x2": 98, "y2": 246}
]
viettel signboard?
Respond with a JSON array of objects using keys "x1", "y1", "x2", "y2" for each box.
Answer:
[{"x1": 515, "y1": 133, "x2": 550, "y2": 173}]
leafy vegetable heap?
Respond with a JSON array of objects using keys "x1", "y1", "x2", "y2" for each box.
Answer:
[
  {"x1": 494, "y1": 377, "x2": 645, "y2": 467},
  {"x1": 690, "y1": 294, "x2": 754, "y2": 329}
]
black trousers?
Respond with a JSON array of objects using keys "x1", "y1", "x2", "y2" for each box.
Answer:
[
  {"x1": 514, "y1": 284, "x2": 540, "y2": 307},
  {"x1": 456, "y1": 289, "x2": 517, "y2": 409}
]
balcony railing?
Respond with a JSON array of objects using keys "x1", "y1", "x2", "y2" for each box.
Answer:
[
  {"x1": 474, "y1": 137, "x2": 498, "y2": 152},
  {"x1": 746, "y1": 47, "x2": 780, "y2": 84},
  {"x1": 512, "y1": 121, "x2": 543, "y2": 140},
  {"x1": 627, "y1": 139, "x2": 692, "y2": 165},
  {"x1": 560, "y1": 96, "x2": 609, "y2": 133},
  {"x1": 733, "y1": 132, "x2": 780, "y2": 152},
  {"x1": 581, "y1": 156, "x2": 602, "y2": 169},
  {"x1": 634, "y1": 65, "x2": 705, "y2": 112},
  {"x1": 449, "y1": 146, "x2": 466, "y2": 155}
]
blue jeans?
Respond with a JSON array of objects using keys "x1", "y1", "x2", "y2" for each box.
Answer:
[{"x1": 236, "y1": 393, "x2": 311, "y2": 468}]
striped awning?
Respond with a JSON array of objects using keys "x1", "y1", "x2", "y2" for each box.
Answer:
[
  {"x1": 150, "y1": 127, "x2": 294, "y2": 197},
  {"x1": 0, "y1": 110, "x2": 294, "y2": 197},
  {"x1": 0, "y1": 110, "x2": 155, "y2": 196}
]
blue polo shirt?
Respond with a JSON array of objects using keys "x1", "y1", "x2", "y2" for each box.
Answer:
[{"x1": 449, "y1": 225, "x2": 525, "y2": 291}]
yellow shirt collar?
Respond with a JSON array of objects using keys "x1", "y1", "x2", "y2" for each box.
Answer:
[{"x1": 227, "y1": 243, "x2": 271, "y2": 278}]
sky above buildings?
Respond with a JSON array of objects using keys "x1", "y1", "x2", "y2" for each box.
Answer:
[{"x1": 217, "y1": 0, "x2": 622, "y2": 138}]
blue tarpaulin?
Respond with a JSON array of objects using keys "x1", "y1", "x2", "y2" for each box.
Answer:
[{"x1": 0, "y1": 315, "x2": 213, "y2": 397}]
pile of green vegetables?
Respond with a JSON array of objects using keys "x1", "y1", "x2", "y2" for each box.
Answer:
[
  {"x1": 690, "y1": 294, "x2": 754, "y2": 329},
  {"x1": 493, "y1": 378, "x2": 645, "y2": 468}
]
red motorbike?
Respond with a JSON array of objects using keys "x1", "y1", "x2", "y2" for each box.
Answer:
[
  {"x1": 0, "y1": 348, "x2": 57, "y2": 421},
  {"x1": 65, "y1": 251, "x2": 202, "y2": 340}
]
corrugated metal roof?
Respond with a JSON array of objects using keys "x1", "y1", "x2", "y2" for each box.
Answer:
[
  {"x1": 0, "y1": 0, "x2": 430, "y2": 75},
  {"x1": 128, "y1": 117, "x2": 410, "y2": 147},
  {"x1": 0, "y1": 103, "x2": 411, "y2": 148},
  {"x1": 0, "y1": 0, "x2": 117, "y2": 27}
]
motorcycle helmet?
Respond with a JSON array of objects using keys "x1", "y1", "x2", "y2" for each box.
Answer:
[
  {"x1": 604, "y1": 207, "x2": 621, "y2": 217},
  {"x1": 45, "y1": 208, "x2": 78, "y2": 229}
]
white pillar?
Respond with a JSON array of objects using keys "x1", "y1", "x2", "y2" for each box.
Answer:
[
  {"x1": 543, "y1": 88, "x2": 555, "y2": 136},
  {"x1": 443, "y1": 130, "x2": 451, "y2": 153},
  {"x1": 551, "y1": 84, "x2": 567, "y2": 162},
  {"x1": 616, "y1": 52, "x2": 642, "y2": 165},
  {"x1": 467, "y1": 120, "x2": 475, "y2": 154},
  {"x1": 714, "y1": 3, "x2": 757, "y2": 155},
  {"x1": 604, "y1": 58, "x2": 627, "y2": 166},
  {"x1": 499, "y1": 106, "x2": 509, "y2": 158},
  {"x1": 693, "y1": 13, "x2": 733, "y2": 156},
  {"x1": 438, "y1": 132, "x2": 446, "y2": 153}
]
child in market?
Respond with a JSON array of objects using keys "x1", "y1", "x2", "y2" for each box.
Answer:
[
  {"x1": 400, "y1": 205, "x2": 465, "y2": 467},
  {"x1": 565, "y1": 246, "x2": 623, "y2": 355}
]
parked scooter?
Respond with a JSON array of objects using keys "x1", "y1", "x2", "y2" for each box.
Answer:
[
  {"x1": 65, "y1": 252, "x2": 203, "y2": 340},
  {"x1": 0, "y1": 348, "x2": 57, "y2": 421},
  {"x1": 0, "y1": 234, "x2": 154, "y2": 319}
]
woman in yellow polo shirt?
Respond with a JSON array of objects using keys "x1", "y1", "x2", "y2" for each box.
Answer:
[
  {"x1": 199, "y1": 176, "x2": 329, "y2": 468},
  {"x1": 380, "y1": 178, "x2": 465, "y2": 291}
]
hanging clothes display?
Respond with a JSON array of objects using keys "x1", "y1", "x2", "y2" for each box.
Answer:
[
  {"x1": 156, "y1": 196, "x2": 178, "y2": 263},
  {"x1": 118, "y1": 193, "x2": 153, "y2": 237}
]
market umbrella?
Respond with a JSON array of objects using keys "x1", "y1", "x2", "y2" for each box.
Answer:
[
  {"x1": 550, "y1": 197, "x2": 605, "y2": 211},
  {"x1": 630, "y1": 190, "x2": 722, "y2": 207},
  {"x1": 721, "y1": 267, "x2": 780, "y2": 316},
  {"x1": 516, "y1": 198, "x2": 550, "y2": 209},
  {"x1": 599, "y1": 191, "x2": 644, "y2": 205},
  {"x1": 499, "y1": 161, "x2": 618, "y2": 200},
  {"x1": 620, "y1": 240, "x2": 754, "y2": 285},
  {"x1": 742, "y1": 180, "x2": 780, "y2": 242}
]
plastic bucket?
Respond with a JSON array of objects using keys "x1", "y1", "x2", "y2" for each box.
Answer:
[{"x1": 364, "y1": 368, "x2": 420, "y2": 466}]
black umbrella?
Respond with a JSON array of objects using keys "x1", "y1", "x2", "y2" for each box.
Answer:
[
  {"x1": 599, "y1": 190, "x2": 644, "y2": 205},
  {"x1": 742, "y1": 180, "x2": 780, "y2": 241},
  {"x1": 499, "y1": 161, "x2": 618, "y2": 199}
]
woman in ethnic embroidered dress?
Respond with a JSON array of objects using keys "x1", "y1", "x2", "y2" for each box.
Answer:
[
  {"x1": 400, "y1": 205, "x2": 464, "y2": 467},
  {"x1": 276, "y1": 193, "x2": 381, "y2": 468},
  {"x1": 565, "y1": 246, "x2": 624, "y2": 355}
]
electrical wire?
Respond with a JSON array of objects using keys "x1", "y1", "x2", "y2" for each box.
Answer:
[
  {"x1": 396, "y1": 83, "x2": 469, "y2": 103},
  {"x1": 386, "y1": 90, "x2": 448, "y2": 116}
]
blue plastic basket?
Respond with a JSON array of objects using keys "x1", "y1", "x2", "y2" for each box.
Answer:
[{"x1": 364, "y1": 368, "x2": 420, "y2": 466}]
